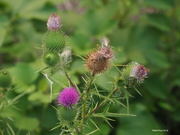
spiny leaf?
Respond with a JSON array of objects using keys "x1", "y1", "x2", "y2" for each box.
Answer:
[
  {"x1": 133, "y1": 87, "x2": 143, "y2": 96},
  {"x1": 86, "y1": 129, "x2": 99, "y2": 135},
  {"x1": 50, "y1": 124, "x2": 61, "y2": 131},
  {"x1": 90, "y1": 119, "x2": 100, "y2": 131},
  {"x1": 6, "y1": 123, "x2": 15, "y2": 135},
  {"x1": 92, "y1": 92, "x2": 114, "y2": 102},
  {"x1": 93, "y1": 113, "x2": 136, "y2": 118},
  {"x1": 105, "y1": 119, "x2": 113, "y2": 128},
  {"x1": 112, "y1": 98, "x2": 126, "y2": 108}
]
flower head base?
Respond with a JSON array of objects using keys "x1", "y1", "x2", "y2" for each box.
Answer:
[
  {"x1": 58, "y1": 87, "x2": 79, "y2": 107},
  {"x1": 130, "y1": 64, "x2": 149, "y2": 83},
  {"x1": 47, "y1": 13, "x2": 61, "y2": 31},
  {"x1": 85, "y1": 46, "x2": 113, "y2": 75}
]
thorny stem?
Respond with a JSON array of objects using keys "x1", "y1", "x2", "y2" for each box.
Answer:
[
  {"x1": 85, "y1": 87, "x2": 119, "y2": 119},
  {"x1": 80, "y1": 74, "x2": 95, "y2": 132}
]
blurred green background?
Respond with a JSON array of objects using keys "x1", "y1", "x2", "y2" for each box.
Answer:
[{"x1": 0, "y1": 0, "x2": 180, "y2": 135}]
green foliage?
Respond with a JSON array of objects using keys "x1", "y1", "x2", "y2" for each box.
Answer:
[
  {"x1": 0, "y1": 70, "x2": 12, "y2": 89},
  {"x1": 0, "y1": 0, "x2": 180, "y2": 134}
]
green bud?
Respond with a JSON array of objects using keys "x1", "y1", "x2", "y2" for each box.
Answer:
[
  {"x1": 57, "y1": 106, "x2": 77, "y2": 125},
  {"x1": 122, "y1": 62, "x2": 138, "y2": 86},
  {"x1": 43, "y1": 51, "x2": 59, "y2": 67},
  {"x1": 0, "y1": 70, "x2": 12, "y2": 89},
  {"x1": 43, "y1": 31, "x2": 66, "y2": 52}
]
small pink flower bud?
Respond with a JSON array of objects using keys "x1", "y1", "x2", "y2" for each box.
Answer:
[
  {"x1": 130, "y1": 64, "x2": 149, "y2": 83},
  {"x1": 47, "y1": 13, "x2": 61, "y2": 31}
]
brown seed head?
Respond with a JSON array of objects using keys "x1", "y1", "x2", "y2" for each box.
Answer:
[{"x1": 85, "y1": 47, "x2": 113, "y2": 75}]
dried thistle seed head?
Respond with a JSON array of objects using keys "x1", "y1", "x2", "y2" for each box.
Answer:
[
  {"x1": 43, "y1": 51, "x2": 59, "y2": 67},
  {"x1": 47, "y1": 13, "x2": 61, "y2": 31},
  {"x1": 85, "y1": 46, "x2": 113, "y2": 75},
  {"x1": 43, "y1": 31, "x2": 66, "y2": 52},
  {"x1": 0, "y1": 70, "x2": 12, "y2": 89}
]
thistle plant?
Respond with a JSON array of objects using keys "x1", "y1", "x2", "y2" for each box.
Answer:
[
  {"x1": 40, "y1": 13, "x2": 150, "y2": 135},
  {"x1": 0, "y1": 68, "x2": 23, "y2": 134}
]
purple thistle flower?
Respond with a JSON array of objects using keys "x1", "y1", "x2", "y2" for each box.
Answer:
[
  {"x1": 130, "y1": 64, "x2": 149, "y2": 83},
  {"x1": 58, "y1": 87, "x2": 79, "y2": 107},
  {"x1": 47, "y1": 13, "x2": 61, "y2": 31}
]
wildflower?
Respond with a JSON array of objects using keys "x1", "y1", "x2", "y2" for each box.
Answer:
[
  {"x1": 47, "y1": 13, "x2": 61, "y2": 31},
  {"x1": 58, "y1": 87, "x2": 79, "y2": 107},
  {"x1": 122, "y1": 62, "x2": 149, "y2": 86},
  {"x1": 130, "y1": 64, "x2": 149, "y2": 83}
]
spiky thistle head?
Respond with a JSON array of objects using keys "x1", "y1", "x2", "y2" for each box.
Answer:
[
  {"x1": 43, "y1": 31, "x2": 66, "y2": 52},
  {"x1": 58, "y1": 87, "x2": 79, "y2": 107},
  {"x1": 85, "y1": 38, "x2": 113, "y2": 75},
  {"x1": 47, "y1": 13, "x2": 61, "y2": 31}
]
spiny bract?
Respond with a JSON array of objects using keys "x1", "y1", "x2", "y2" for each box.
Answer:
[
  {"x1": 57, "y1": 106, "x2": 77, "y2": 125},
  {"x1": 43, "y1": 31, "x2": 66, "y2": 52}
]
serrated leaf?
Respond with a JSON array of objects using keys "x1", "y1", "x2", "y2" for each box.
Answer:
[{"x1": 93, "y1": 113, "x2": 136, "y2": 118}]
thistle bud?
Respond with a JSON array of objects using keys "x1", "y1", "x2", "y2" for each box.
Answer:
[
  {"x1": 130, "y1": 64, "x2": 149, "y2": 83},
  {"x1": 43, "y1": 31, "x2": 66, "y2": 52},
  {"x1": 122, "y1": 62, "x2": 149, "y2": 86},
  {"x1": 43, "y1": 51, "x2": 59, "y2": 67},
  {"x1": 57, "y1": 106, "x2": 77, "y2": 125},
  {"x1": 0, "y1": 70, "x2": 12, "y2": 89},
  {"x1": 85, "y1": 46, "x2": 113, "y2": 75},
  {"x1": 47, "y1": 13, "x2": 61, "y2": 31}
]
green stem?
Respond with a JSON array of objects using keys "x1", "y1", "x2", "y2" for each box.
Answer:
[
  {"x1": 79, "y1": 74, "x2": 95, "y2": 132},
  {"x1": 64, "y1": 70, "x2": 76, "y2": 88}
]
